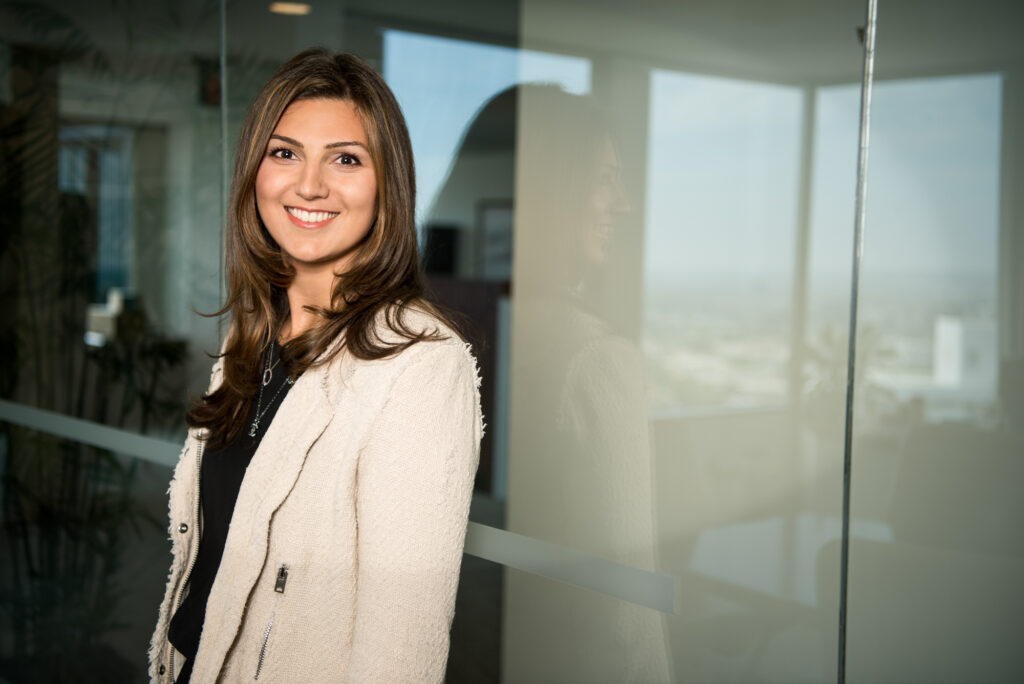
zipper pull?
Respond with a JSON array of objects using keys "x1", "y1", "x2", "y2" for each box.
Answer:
[{"x1": 274, "y1": 565, "x2": 288, "y2": 593}]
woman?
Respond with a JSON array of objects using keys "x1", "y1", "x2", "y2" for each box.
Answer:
[{"x1": 148, "y1": 49, "x2": 482, "y2": 683}]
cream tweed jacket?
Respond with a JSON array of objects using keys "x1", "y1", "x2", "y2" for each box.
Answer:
[{"x1": 148, "y1": 313, "x2": 482, "y2": 682}]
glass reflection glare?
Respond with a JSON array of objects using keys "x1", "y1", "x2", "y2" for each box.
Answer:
[{"x1": 506, "y1": 85, "x2": 671, "y2": 683}]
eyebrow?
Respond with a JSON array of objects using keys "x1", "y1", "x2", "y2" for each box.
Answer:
[{"x1": 270, "y1": 134, "x2": 368, "y2": 151}]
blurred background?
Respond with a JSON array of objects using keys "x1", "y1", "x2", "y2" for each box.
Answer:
[{"x1": 1, "y1": 0, "x2": 1022, "y2": 681}]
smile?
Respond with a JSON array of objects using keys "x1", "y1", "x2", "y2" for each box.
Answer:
[{"x1": 286, "y1": 207, "x2": 340, "y2": 225}]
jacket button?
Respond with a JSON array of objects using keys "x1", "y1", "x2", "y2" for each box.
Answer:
[
  {"x1": 178, "y1": 523, "x2": 188, "y2": 533},
  {"x1": 159, "y1": 664, "x2": 166, "y2": 675}
]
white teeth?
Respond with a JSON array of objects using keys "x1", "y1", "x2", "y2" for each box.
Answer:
[{"x1": 287, "y1": 207, "x2": 339, "y2": 223}]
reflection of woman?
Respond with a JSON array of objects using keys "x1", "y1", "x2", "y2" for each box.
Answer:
[
  {"x1": 148, "y1": 50, "x2": 481, "y2": 682},
  {"x1": 506, "y1": 86, "x2": 671, "y2": 683}
]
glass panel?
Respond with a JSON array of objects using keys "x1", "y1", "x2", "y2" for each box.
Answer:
[
  {"x1": 847, "y1": 2, "x2": 1024, "y2": 681},
  {"x1": 0, "y1": 1, "x2": 223, "y2": 678},
  {"x1": 0, "y1": 1, "x2": 224, "y2": 436},
  {"x1": 506, "y1": 2, "x2": 869, "y2": 682},
  {"x1": 0, "y1": 422, "x2": 173, "y2": 681}
]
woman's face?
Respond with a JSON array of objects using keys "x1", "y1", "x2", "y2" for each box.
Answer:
[
  {"x1": 255, "y1": 98, "x2": 378, "y2": 274},
  {"x1": 581, "y1": 136, "x2": 629, "y2": 266}
]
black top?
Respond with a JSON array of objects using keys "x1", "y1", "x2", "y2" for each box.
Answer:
[{"x1": 168, "y1": 342, "x2": 294, "y2": 682}]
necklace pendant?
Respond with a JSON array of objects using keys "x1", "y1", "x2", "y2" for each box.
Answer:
[
  {"x1": 263, "y1": 368, "x2": 272, "y2": 386},
  {"x1": 249, "y1": 421, "x2": 258, "y2": 437}
]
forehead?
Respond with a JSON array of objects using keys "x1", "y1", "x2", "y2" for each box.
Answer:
[{"x1": 272, "y1": 98, "x2": 368, "y2": 142}]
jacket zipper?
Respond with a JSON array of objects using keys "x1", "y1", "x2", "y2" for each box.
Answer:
[
  {"x1": 168, "y1": 439, "x2": 205, "y2": 682},
  {"x1": 254, "y1": 615, "x2": 274, "y2": 680},
  {"x1": 255, "y1": 565, "x2": 288, "y2": 680}
]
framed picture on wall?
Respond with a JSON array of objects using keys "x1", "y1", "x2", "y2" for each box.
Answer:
[{"x1": 477, "y1": 199, "x2": 513, "y2": 282}]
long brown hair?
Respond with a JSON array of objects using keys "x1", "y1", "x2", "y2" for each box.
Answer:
[{"x1": 187, "y1": 48, "x2": 453, "y2": 443}]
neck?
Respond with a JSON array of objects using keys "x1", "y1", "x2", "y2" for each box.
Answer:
[{"x1": 282, "y1": 263, "x2": 337, "y2": 342}]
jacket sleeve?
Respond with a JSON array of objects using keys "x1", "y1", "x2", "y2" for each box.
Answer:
[{"x1": 346, "y1": 340, "x2": 482, "y2": 683}]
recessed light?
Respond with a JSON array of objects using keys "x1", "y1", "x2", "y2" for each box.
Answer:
[{"x1": 269, "y1": 2, "x2": 311, "y2": 15}]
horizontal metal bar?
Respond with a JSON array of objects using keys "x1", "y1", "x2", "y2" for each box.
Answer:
[
  {"x1": 0, "y1": 399, "x2": 676, "y2": 613},
  {"x1": 0, "y1": 399, "x2": 181, "y2": 467},
  {"x1": 465, "y1": 522, "x2": 676, "y2": 613}
]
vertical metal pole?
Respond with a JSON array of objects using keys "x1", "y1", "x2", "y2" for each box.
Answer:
[{"x1": 838, "y1": 0, "x2": 878, "y2": 682}]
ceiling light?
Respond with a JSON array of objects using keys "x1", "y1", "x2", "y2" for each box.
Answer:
[{"x1": 270, "y1": 2, "x2": 311, "y2": 15}]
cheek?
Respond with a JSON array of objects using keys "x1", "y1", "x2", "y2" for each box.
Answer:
[
  {"x1": 255, "y1": 161, "x2": 281, "y2": 189},
  {"x1": 254, "y1": 164, "x2": 286, "y2": 224},
  {"x1": 254, "y1": 167, "x2": 271, "y2": 211},
  {"x1": 354, "y1": 179, "x2": 379, "y2": 218},
  {"x1": 589, "y1": 183, "x2": 613, "y2": 213}
]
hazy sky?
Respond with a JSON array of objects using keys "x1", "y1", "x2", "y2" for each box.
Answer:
[
  {"x1": 645, "y1": 71, "x2": 803, "y2": 285},
  {"x1": 644, "y1": 71, "x2": 1002, "y2": 289}
]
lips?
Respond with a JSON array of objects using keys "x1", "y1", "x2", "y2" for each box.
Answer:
[{"x1": 286, "y1": 206, "x2": 340, "y2": 227}]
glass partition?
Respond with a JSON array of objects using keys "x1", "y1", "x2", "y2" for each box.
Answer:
[
  {"x1": 0, "y1": 423, "x2": 178, "y2": 680},
  {"x1": 0, "y1": 0, "x2": 223, "y2": 435},
  {"x1": 4, "y1": 0, "x2": 1022, "y2": 682},
  {"x1": 505, "y1": 2, "x2": 869, "y2": 681},
  {"x1": 1, "y1": 2, "x2": 221, "y2": 679},
  {"x1": 845, "y1": 2, "x2": 1024, "y2": 682}
]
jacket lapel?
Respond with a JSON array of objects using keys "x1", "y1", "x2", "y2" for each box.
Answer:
[{"x1": 193, "y1": 360, "x2": 336, "y2": 680}]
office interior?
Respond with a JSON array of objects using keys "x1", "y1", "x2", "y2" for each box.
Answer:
[{"x1": 1, "y1": 0, "x2": 1022, "y2": 681}]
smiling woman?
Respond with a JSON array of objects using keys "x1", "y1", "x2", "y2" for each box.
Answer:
[{"x1": 146, "y1": 50, "x2": 481, "y2": 683}]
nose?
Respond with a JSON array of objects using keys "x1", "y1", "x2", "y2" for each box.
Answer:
[{"x1": 297, "y1": 162, "x2": 328, "y2": 200}]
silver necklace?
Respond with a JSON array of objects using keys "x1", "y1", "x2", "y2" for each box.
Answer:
[
  {"x1": 249, "y1": 345, "x2": 294, "y2": 437},
  {"x1": 262, "y1": 355, "x2": 281, "y2": 386}
]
